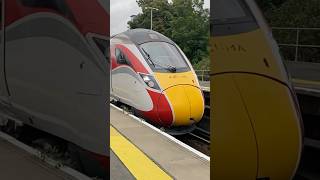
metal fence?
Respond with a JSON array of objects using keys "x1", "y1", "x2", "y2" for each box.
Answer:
[
  {"x1": 195, "y1": 70, "x2": 210, "y2": 82},
  {"x1": 271, "y1": 27, "x2": 320, "y2": 62}
]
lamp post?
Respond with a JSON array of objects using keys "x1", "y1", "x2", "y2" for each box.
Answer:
[{"x1": 145, "y1": 6, "x2": 159, "y2": 30}]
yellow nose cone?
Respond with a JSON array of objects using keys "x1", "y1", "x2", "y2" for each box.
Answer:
[
  {"x1": 154, "y1": 71, "x2": 205, "y2": 126},
  {"x1": 164, "y1": 85, "x2": 204, "y2": 126},
  {"x1": 212, "y1": 74, "x2": 302, "y2": 179}
]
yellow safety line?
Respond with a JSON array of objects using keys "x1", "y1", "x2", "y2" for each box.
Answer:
[
  {"x1": 292, "y1": 78, "x2": 320, "y2": 86},
  {"x1": 110, "y1": 126, "x2": 173, "y2": 180}
]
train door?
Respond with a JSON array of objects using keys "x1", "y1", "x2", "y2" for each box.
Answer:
[{"x1": 112, "y1": 47, "x2": 133, "y2": 104}]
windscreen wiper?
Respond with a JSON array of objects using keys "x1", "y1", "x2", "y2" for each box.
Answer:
[
  {"x1": 141, "y1": 48, "x2": 156, "y2": 67},
  {"x1": 166, "y1": 65, "x2": 176, "y2": 72},
  {"x1": 141, "y1": 48, "x2": 177, "y2": 73}
]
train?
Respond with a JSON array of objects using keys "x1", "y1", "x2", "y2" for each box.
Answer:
[
  {"x1": 0, "y1": 0, "x2": 109, "y2": 179},
  {"x1": 211, "y1": 0, "x2": 303, "y2": 179},
  {"x1": 110, "y1": 29, "x2": 205, "y2": 134}
]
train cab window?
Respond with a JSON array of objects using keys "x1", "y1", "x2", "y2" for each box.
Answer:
[
  {"x1": 140, "y1": 42, "x2": 190, "y2": 73},
  {"x1": 212, "y1": 0, "x2": 258, "y2": 35},
  {"x1": 115, "y1": 48, "x2": 129, "y2": 65},
  {"x1": 213, "y1": 0, "x2": 255, "y2": 24}
]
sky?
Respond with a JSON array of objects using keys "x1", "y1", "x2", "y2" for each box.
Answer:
[{"x1": 110, "y1": 0, "x2": 210, "y2": 36}]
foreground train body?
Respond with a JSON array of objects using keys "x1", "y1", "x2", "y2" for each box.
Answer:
[
  {"x1": 111, "y1": 29, "x2": 204, "y2": 130},
  {"x1": 0, "y1": 0, "x2": 109, "y2": 178},
  {"x1": 211, "y1": 0, "x2": 303, "y2": 179}
]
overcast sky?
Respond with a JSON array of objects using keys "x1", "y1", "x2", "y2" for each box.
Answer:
[{"x1": 111, "y1": 0, "x2": 210, "y2": 36}]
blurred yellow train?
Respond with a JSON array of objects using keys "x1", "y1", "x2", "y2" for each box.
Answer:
[{"x1": 211, "y1": 0, "x2": 303, "y2": 179}]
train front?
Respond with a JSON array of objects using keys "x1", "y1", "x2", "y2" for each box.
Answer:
[
  {"x1": 127, "y1": 29, "x2": 204, "y2": 130},
  {"x1": 211, "y1": 0, "x2": 303, "y2": 179}
]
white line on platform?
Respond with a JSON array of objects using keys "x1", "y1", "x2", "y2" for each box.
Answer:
[
  {"x1": 295, "y1": 86, "x2": 320, "y2": 94},
  {"x1": 111, "y1": 104, "x2": 210, "y2": 162},
  {"x1": 0, "y1": 131, "x2": 91, "y2": 180},
  {"x1": 201, "y1": 86, "x2": 210, "y2": 92}
]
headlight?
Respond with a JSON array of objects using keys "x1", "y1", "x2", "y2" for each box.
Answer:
[{"x1": 139, "y1": 73, "x2": 161, "y2": 90}]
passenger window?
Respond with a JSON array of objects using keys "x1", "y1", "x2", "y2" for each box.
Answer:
[
  {"x1": 19, "y1": 0, "x2": 74, "y2": 18},
  {"x1": 115, "y1": 48, "x2": 129, "y2": 65}
]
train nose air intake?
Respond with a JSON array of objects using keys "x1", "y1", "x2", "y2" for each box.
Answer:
[{"x1": 158, "y1": 85, "x2": 204, "y2": 126}]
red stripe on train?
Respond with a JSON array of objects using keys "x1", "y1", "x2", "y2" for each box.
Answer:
[
  {"x1": 114, "y1": 44, "x2": 149, "y2": 74},
  {"x1": 5, "y1": 0, "x2": 108, "y2": 36},
  {"x1": 140, "y1": 90, "x2": 173, "y2": 127}
]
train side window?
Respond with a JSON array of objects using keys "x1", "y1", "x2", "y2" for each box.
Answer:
[
  {"x1": 93, "y1": 37, "x2": 109, "y2": 60},
  {"x1": 115, "y1": 48, "x2": 128, "y2": 65},
  {"x1": 19, "y1": 0, "x2": 74, "y2": 18}
]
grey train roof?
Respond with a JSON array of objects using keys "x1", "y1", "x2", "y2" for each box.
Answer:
[{"x1": 115, "y1": 29, "x2": 175, "y2": 45}]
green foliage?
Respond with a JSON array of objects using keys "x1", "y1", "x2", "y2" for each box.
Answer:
[
  {"x1": 128, "y1": 0, "x2": 209, "y2": 65},
  {"x1": 193, "y1": 56, "x2": 210, "y2": 70},
  {"x1": 259, "y1": 0, "x2": 320, "y2": 62},
  {"x1": 264, "y1": 0, "x2": 320, "y2": 28},
  {"x1": 256, "y1": 0, "x2": 288, "y2": 12}
]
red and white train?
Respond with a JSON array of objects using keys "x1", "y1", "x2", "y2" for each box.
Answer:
[
  {"x1": 0, "y1": 0, "x2": 109, "y2": 178},
  {"x1": 111, "y1": 29, "x2": 205, "y2": 133}
]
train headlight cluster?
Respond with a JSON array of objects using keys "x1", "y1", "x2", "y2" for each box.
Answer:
[{"x1": 139, "y1": 73, "x2": 160, "y2": 90}]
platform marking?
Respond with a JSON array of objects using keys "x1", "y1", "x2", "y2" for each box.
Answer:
[
  {"x1": 292, "y1": 78, "x2": 320, "y2": 94},
  {"x1": 201, "y1": 86, "x2": 210, "y2": 92},
  {"x1": 110, "y1": 126, "x2": 172, "y2": 180},
  {"x1": 111, "y1": 104, "x2": 210, "y2": 161},
  {"x1": 0, "y1": 131, "x2": 91, "y2": 180},
  {"x1": 292, "y1": 78, "x2": 320, "y2": 87}
]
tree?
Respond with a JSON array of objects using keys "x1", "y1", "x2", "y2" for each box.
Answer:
[
  {"x1": 260, "y1": 0, "x2": 320, "y2": 62},
  {"x1": 128, "y1": 0, "x2": 209, "y2": 65},
  {"x1": 256, "y1": 0, "x2": 288, "y2": 12}
]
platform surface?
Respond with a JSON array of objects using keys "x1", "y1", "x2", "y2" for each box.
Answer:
[
  {"x1": 200, "y1": 81, "x2": 210, "y2": 92},
  {"x1": 110, "y1": 106, "x2": 210, "y2": 180},
  {"x1": 292, "y1": 79, "x2": 320, "y2": 95},
  {"x1": 0, "y1": 135, "x2": 77, "y2": 180}
]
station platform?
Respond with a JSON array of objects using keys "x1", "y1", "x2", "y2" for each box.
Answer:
[
  {"x1": 0, "y1": 131, "x2": 86, "y2": 180},
  {"x1": 110, "y1": 105, "x2": 210, "y2": 180},
  {"x1": 292, "y1": 79, "x2": 320, "y2": 96},
  {"x1": 199, "y1": 81, "x2": 210, "y2": 92}
]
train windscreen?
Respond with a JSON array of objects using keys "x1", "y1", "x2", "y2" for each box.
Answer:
[
  {"x1": 213, "y1": 0, "x2": 247, "y2": 21},
  {"x1": 140, "y1": 42, "x2": 190, "y2": 73},
  {"x1": 212, "y1": 0, "x2": 258, "y2": 35}
]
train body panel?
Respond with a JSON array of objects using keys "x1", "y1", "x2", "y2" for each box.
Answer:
[
  {"x1": 212, "y1": 0, "x2": 302, "y2": 179},
  {"x1": 111, "y1": 29, "x2": 204, "y2": 129},
  {"x1": 212, "y1": 29, "x2": 288, "y2": 82},
  {"x1": 1, "y1": 0, "x2": 109, "y2": 178},
  {"x1": 111, "y1": 66, "x2": 153, "y2": 111}
]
